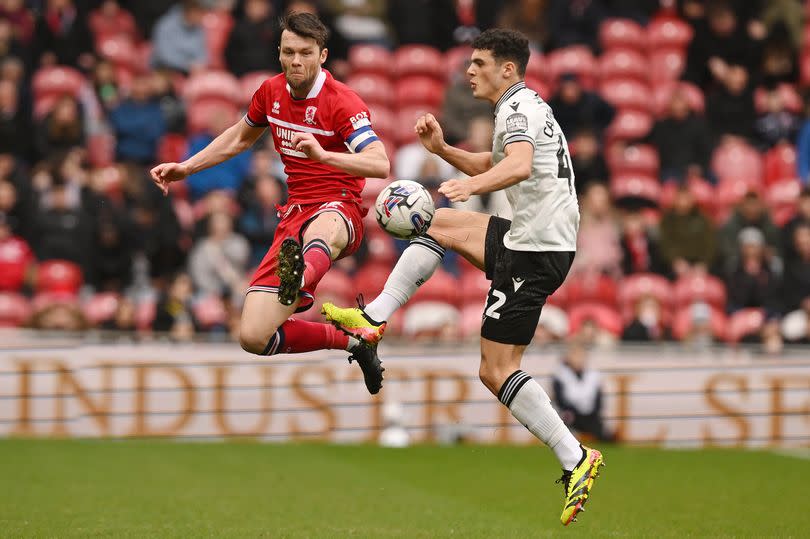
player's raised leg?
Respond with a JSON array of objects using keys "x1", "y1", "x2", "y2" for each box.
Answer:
[{"x1": 322, "y1": 207, "x2": 490, "y2": 342}]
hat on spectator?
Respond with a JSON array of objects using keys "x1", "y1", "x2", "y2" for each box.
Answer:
[{"x1": 738, "y1": 227, "x2": 765, "y2": 246}]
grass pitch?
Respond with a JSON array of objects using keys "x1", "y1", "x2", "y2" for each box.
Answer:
[{"x1": 1, "y1": 439, "x2": 808, "y2": 538}]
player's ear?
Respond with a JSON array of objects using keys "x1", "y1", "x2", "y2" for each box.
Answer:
[
  {"x1": 503, "y1": 60, "x2": 516, "y2": 80},
  {"x1": 319, "y1": 47, "x2": 328, "y2": 65}
]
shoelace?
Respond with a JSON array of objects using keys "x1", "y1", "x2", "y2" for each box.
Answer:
[
  {"x1": 556, "y1": 471, "x2": 572, "y2": 496},
  {"x1": 355, "y1": 293, "x2": 366, "y2": 310}
]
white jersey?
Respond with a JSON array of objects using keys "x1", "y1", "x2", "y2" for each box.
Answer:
[{"x1": 492, "y1": 81, "x2": 580, "y2": 252}]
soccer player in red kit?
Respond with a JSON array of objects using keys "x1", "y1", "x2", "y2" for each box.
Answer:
[{"x1": 150, "y1": 12, "x2": 389, "y2": 393}]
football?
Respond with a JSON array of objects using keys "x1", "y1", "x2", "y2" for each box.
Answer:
[{"x1": 375, "y1": 180, "x2": 436, "y2": 240}]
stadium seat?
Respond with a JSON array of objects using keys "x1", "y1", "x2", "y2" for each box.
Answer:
[
  {"x1": 459, "y1": 302, "x2": 485, "y2": 339},
  {"x1": 763, "y1": 143, "x2": 798, "y2": 185},
  {"x1": 547, "y1": 46, "x2": 597, "y2": 88},
  {"x1": 445, "y1": 45, "x2": 473, "y2": 73},
  {"x1": 346, "y1": 74, "x2": 394, "y2": 108},
  {"x1": 599, "y1": 79, "x2": 653, "y2": 113},
  {"x1": 348, "y1": 44, "x2": 392, "y2": 77},
  {"x1": 0, "y1": 292, "x2": 30, "y2": 327},
  {"x1": 754, "y1": 84, "x2": 803, "y2": 114},
  {"x1": 648, "y1": 48, "x2": 686, "y2": 82},
  {"x1": 673, "y1": 273, "x2": 726, "y2": 310},
  {"x1": 31, "y1": 291, "x2": 80, "y2": 312},
  {"x1": 395, "y1": 76, "x2": 445, "y2": 108},
  {"x1": 618, "y1": 273, "x2": 673, "y2": 312},
  {"x1": 606, "y1": 110, "x2": 653, "y2": 142},
  {"x1": 353, "y1": 262, "x2": 394, "y2": 298},
  {"x1": 393, "y1": 45, "x2": 445, "y2": 79},
  {"x1": 801, "y1": 50, "x2": 810, "y2": 87},
  {"x1": 136, "y1": 41, "x2": 153, "y2": 73},
  {"x1": 606, "y1": 144, "x2": 659, "y2": 176},
  {"x1": 524, "y1": 75, "x2": 550, "y2": 99},
  {"x1": 96, "y1": 34, "x2": 139, "y2": 73},
  {"x1": 315, "y1": 269, "x2": 355, "y2": 306},
  {"x1": 184, "y1": 70, "x2": 242, "y2": 105},
  {"x1": 714, "y1": 177, "x2": 762, "y2": 222},
  {"x1": 35, "y1": 260, "x2": 83, "y2": 295},
  {"x1": 172, "y1": 198, "x2": 194, "y2": 231},
  {"x1": 610, "y1": 174, "x2": 661, "y2": 206},
  {"x1": 87, "y1": 134, "x2": 116, "y2": 168},
  {"x1": 32, "y1": 66, "x2": 85, "y2": 101},
  {"x1": 193, "y1": 295, "x2": 228, "y2": 329},
  {"x1": 187, "y1": 100, "x2": 240, "y2": 134},
  {"x1": 361, "y1": 177, "x2": 389, "y2": 206},
  {"x1": 599, "y1": 18, "x2": 646, "y2": 51},
  {"x1": 564, "y1": 273, "x2": 619, "y2": 307},
  {"x1": 765, "y1": 178, "x2": 802, "y2": 226},
  {"x1": 240, "y1": 71, "x2": 275, "y2": 105},
  {"x1": 652, "y1": 81, "x2": 705, "y2": 117},
  {"x1": 135, "y1": 299, "x2": 156, "y2": 330},
  {"x1": 725, "y1": 308, "x2": 766, "y2": 343},
  {"x1": 410, "y1": 268, "x2": 460, "y2": 306},
  {"x1": 526, "y1": 52, "x2": 546, "y2": 82},
  {"x1": 460, "y1": 271, "x2": 490, "y2": 304},
  {"x1": 368, "y1": 105, "x2": 395, "y2": 139},
  {"x1": 202, "y1": 10, "x2": 234, "y2": 70},
  {"x1": 659, "y1": 177, "x2": 716, "y2": 215},
  {"x1": 546, "y1": 278, "x2": 570, "y2": 308},
  {"x1": 157, "y1": 134, "x2": 188, "y2": 165},
  {"x1": 598, "y1": 49, "x2": 648, "y2": 82},
  {"x1": 88, "y1": 3, "x2": 138, "y2": 41},
  {"x1": 671, "y1": 304, "x2": 727, "y2": 341},
  {"x1": 395, "y1": 106, "x2": 439, "y2": 145},
  {"x1": 711, "y1": 140, "x2": 763, "y2": 185},
  {"x1": 83, "y1": 292, "x2": 120, "y2": 325},
  {"x1": 646, "y1": 18, "x2": 693, "y2": 49},
  {"x1": 0, "y1": 237, "x2": 32, "y2": 292},
  {"x1": 401, "y1": 301, "x2": 461, "y2": 339},
  {"x1": 568, "y1": 303, "x2": 624, "y2": 337}
]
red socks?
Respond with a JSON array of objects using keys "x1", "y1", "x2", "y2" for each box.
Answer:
[
  {"x1": 302, "y1": 239, "x2": 332, "y2": 290},
  {"x1": 263, "y1": 319, "x2": 349, "y2": 355}
]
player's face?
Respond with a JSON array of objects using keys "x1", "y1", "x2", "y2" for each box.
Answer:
[
  {"x1": 467, "y1": 49, "x2": 504, "y2": 102},
  {"x1": 279, "y1": 30, "x2": 328, "y2": 93}
]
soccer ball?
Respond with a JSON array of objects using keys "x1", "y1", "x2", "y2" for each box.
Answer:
[{"x1": 374, "y1": 180, "x2": 435, "y2": 240}]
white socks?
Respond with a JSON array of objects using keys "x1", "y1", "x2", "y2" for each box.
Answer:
[
  {"x1": 363, "y1": 235, "x2": 445, "y2": 322},
  {"x1": 499, "y1": 370, "x2": 583, "y2": 471}
]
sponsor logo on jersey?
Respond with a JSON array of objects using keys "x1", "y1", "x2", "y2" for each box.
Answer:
[
  {"x1": 506, "y1": 113, "x2": 528, "y2": 134},
  {"x1": 349, "y1": 111, "x2": 370, "y2": 129},
  {"x1": 272, "y1": 101, "x2": 280, "y2": 114},
  {"x1": 304, "y1": 106, "x2": 318, "y2": 125}
]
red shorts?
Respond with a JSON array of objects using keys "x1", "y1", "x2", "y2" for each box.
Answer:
[{"x1": 247, "y1": 200, "x2": 366, "y2": 312}]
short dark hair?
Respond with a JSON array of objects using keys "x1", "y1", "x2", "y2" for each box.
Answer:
[
  {"x1": 281, "y1": 11, "x2": 330, "y2": 50},
  {"x1": 471, "y1": 29, "x2": 530, "y2": 77}
]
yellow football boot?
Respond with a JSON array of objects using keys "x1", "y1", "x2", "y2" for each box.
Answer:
[
  {"x1": 558, "y1": 446, "x2": 605, "y2": 526},
  {"x1": 321, "y1": 302, "x2": 387, "y2": 345}
]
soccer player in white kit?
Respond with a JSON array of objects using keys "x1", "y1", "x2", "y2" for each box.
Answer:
[{"x1": 322, "y1": 29, "x2": 604, "y2": 525}]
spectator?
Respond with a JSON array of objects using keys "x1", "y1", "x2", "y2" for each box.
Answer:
[
  {"x1": 0, "y1": 210, "x2": 32, "y2": 291},
  {"x1": 603, "y1": 0, "x2": 659, "y2": 23},
  {"x1": 188, "y1": 211, "x2": 249, "y2": 300},
  {"x1": 152, "y1": 271, "x2": 199, "y2": 340},
  {"x1": 33, "y1": 0, "x2": 93, "y2": 69},
  {"x1": 0, "y1": 173, "x2": 33, "y2": 242},
  {"x1": 547, "y1": 0, "x2": 606, "y2": 52},
  {"x1": 548, "y1": 73, "x2": 614, "y2": 140},
  {"x1": 495, "y1": 0, "x2": 547, "y2": 50},
  {"x1": 782, "y1": 188, "x2": 810, "y2": 261},
  {"x1": 92, "y1": 60, "x2": 120, "y2": 114},
  {"x1": 622, "y1": 295, "x2": 667, "y2": 341},
  {"x1": 99, "y1": 296, "x2": 138, "y2": 335},
  {"x1": 552, "y1": 342, "x2": 613, "y2": 441},
  {"x1": 759, "y1": 0, "x2": 803, "y2": 51},
  {"x1": 93, "y1": 207, "x2": 136, "y2": 291},
  {"x1": 150, "y1": 70, "x2": 186, "y2": 134},
  {"x1": 0, "y1": 0, "x2": 35, "y2": 45},
  {"x1": 387, "y1": 0, "x2": 458, "y2": 51},
  {"x1": 682, "y1": 301, "x2": 716, "y2": 349},
  {"x1": 570, "y1": 129, "x2": 608, "y2": 194},
  {"x1": 284, "y1": 0, "x2": 349, "y2": 74},
  {"x1": 226, "y1": 0, "x2": 281, "y2": 76},
  {"x1": 29, "y1": 301, "x2": 88, "y2": 331},
  {"x1": 0, "y1": 79, "x2": 29, "y2": 160},
  {"x1": 648, "y1": 89, "x2": 712, "y2": 182},
  {"x1": 781, "y1": 296, "x2": 810, "y2": 344},
  {"x1": 150, "y1": 0, "x2": 207, "y2": 75},
  {"x1": 119, "y1": 0, "x2": 174, "y2": 38},
  {"x1": 725, "y1": 227, "x2": 782, "y2": 314},
  {"x1": 753, "y1": 87, "x2": 799, "y2": 150},
  {"x1": 706, "y1": 65, "x2": 756, "y2": 142},
  {"x1": 782, "y1": 224, "x2": 810, "y2": 313},
  {"x1": 441, "y1": 60, "x2": 493, "y2": 145},
  {"x1": 571, "y1": 182, "x2": 621, "y2": 277},
  {"x1": 533, "y1": 304, "x2": 569, "y2": 345},
  {"x1": 759, "y1": 34, "x2": 798, "y2": 86},
  {"x1": 795, "y1": 98, "x2": 810, "y2": 185},
  {"x1": 186, "y1": 110, "x2": 252, "y2": 200},
  {"x1": 238, "y1": 174, "x2": 284, "y2": 266},
  {"x1": 620, "y1": 210, "x2": 663, "y2": 275},
  {"x1": 109, "y1": 75, "x2": 166, "y2": 165},
  {"x1": 330, "y1": 0, "x2": 390, "y2": 46},
  {"x1": 659, "y1": 185, "x2": 715, "y2": 277},
  {"x1": 0, "y1": 19, "x2": 25, "y2": 71},
  {"x1": 717, "y1": 191, "x2": 780, "y2": 271},
  {"x1": 33, "y1": 95, "x2": 84, "y2": 161}
]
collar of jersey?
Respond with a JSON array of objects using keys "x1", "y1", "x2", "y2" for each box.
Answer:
[
  {"x1": 286, "y1": 69, "x2": 327, "y2": 100},
  {"x1": 494, "y1": 80, "x2": 526, "y2": 115}
]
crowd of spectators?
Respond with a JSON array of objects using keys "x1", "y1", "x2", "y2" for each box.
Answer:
[{"x1": 0, "y1": 0, "x2": 808, "y2": 353}]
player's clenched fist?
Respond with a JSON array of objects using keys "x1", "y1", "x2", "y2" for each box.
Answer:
[
  {"x1": 414, "y1": 113, "x2": 446, "y2": 155},
  {"x1": 439, "y1": 178, "x2": 473, "y2": 202},
  {"x1": 150, "y1": 162, "x2": 190, "y2": 196},
  {"x1": 292, "y1": 132, "x2": 327, "y2": 162}
]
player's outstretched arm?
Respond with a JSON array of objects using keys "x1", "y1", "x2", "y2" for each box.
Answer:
[
  {"x1": 291, "y1": 133, "x2": 390, "y2": 179},
  {"x1": 439, "y1": 141, "x2": 533, "y2": 202},
  {"x1": 150, "y1": 118, "x2": 266, "y2": 195},
  {"x1": 415, "y1": 114, "x2": 491, "y2": 177}
]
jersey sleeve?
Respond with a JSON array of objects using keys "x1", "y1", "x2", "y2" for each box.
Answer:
[
  {"x1": 245, "y1": 80, "x2": 270, "y2": 128},
  {"x1": 333, "y1": 90, "x2": 380, "y2": 153},
  {"x1": 501, "y1": 101, "x2": 544, "y2": 149}
]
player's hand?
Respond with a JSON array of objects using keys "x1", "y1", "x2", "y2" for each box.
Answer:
[
  {"x1": 438, "y1": 178, "x2": 473, "y2": 202},
  {"x1": 415, "y1": 113, "x2": 446, "y2": 155},
  {"x1": 150, "y1": 162, "x2": 190, "y2": 196},
  {"x1": 292, "y1": 132, "x2": 327, "y2": 162}
]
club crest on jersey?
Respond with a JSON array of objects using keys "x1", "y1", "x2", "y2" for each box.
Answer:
[
  {"x1": 304, "y1": 106, "x2": 318, "y2": 125},
  {"x1": 272, "y1": 101, "x2": 280, "y2": 114}
]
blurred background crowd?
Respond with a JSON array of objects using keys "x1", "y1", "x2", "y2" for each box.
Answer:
[{"x1": 0, "y1": 0, "x2": 809, "y2": 354}]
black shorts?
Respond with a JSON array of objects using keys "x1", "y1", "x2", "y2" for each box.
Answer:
[{"x1": 481, "y1": 216, "x2": 575, "y2": 345}]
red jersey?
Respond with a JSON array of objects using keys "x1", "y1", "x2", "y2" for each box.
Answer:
[{"x1": 245, "y1": 69, "x2": 379, "y2": 205}]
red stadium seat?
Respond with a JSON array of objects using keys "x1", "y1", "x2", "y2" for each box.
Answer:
[
  {"x1": 763, "y1": 142, "x2": 798, "y2": 185},
  {"x1": 410, "y1": 268, "x2": 460, "y2": 306},
  {"x1": 646, "y1": 18, "x2": 693, "y2": 50},
  {"x1": 0, "y1": 237, "x2": 33, "y2": 292},
  {"x1": 598, "y1": 48, "x2": 648, "y2": 82},
  {"x1": 96, "y1": 34, "x2": 139, "y2": 72},
  {"x1": 88, "y1": 4, "x2": 138, "y2": 41},
  {"x1": 671, "y1": 304, "x2": 727, "y2": 341},
  {"x1": 445, "y1": 45, "x2": 473, "y2": 73},
  {"x1": 368, "y1": 105, "x2": 395, "y2": 139},
  {"x1": 365, "y1": 226, "x2": 398, "y2": 265},
  {"x1": 526, "y1": 52, "x2": 546, "y2": 82},
  {"x1": 607, "y1": 144, "x2": 659, "y2": 176},
  {"x1": 184, "y1": 70, "x2": 242, "y2": 105},
  {"x1": 618, "y1": 273, "x2": 673, "y2": 311},
  {"x1": 32, "y1": 66, "x2": 85, "y2": 101},
  {"x1": 31, "y1": 291, "x2": 79, "y2": 313},
  {"x1": 599, "y1": 79, "x2": 653, "y2": 113},
  {"x1": 610, "y1": 174, "x2": 661, "y2": 206},
  {"x1": 393, "y1": 45, "x2": 445, "y2": 79},
  {"x1": 725, "y1": 308, "x2": 766, "y2": 343},
  {"x1": 564, "y1": 273, "x2": 619, "y2": 307},
  {"x1": 361, "y1": 177, "x2": 389, "y2": 206},
  {"x1": 346, "y1": 74, "x2": 394, "y2": 108},
  {"x1": 599, "y1": 18, "x2": 646, "y2": 50},
  {"x1": 187, "y1": 100, "x2": 240, "y2": 134},
  {"x1": 395, "y1": 76, "x2": 445, "y2": 108},
  {"x1": 395, "y1": 106, "x2": 439, "y2": 145},
  {"x1": 459, "y1": 302, "x2": 485, "y2": 339},
  {"x1": 648, "y1": 48, "x2": 686, "y2": 82},
  {"x1": 524, "y1": 76, "x2": 550, "y2": 99},
  {"x1": 202, "y1": 10, "x2": 234, "y2": 70},
  {"x1": 193, "y1": 295, "x2": 228, "y2": 329},
  {"x1": 157, "y1": 134, "x2": 188, "y2": 165},
  {"x1": 547, "y1": 46, "x2": 597, "y2": 88},
  {"x1": 87, "y1": 134, "x2": 115, "y2": 168},
  {"x1": 36, "y1": 260, "x2": 83, "y2": 295},
  {"x1": 802, "y1": 50, "x2": 810, "y2": 87},
  {"x1": 315, "y1": 269, "x2": 355, "y2": 306},
  {"x1": 460, "y1": 271, "x2": 490, "y2": 304},
  {"x1": 349, "y1": 44, "x2": 392, "y2": 77},
  {"x1": 754, "y1": 84, "x2": 803, "y2": 114},
  {"x1": 606, "y1": 110, "x2": 653, "y2": 142},
  {"x1": 353, "y1": 262, "x2": 393, "y2": 298},
  {"x1": 568, "y1": 303, "x2": 624, "y2": 337},
  {"x1": 240, "y1": 71, "x2": 275, "y2": 105},
  {"x1": 673, "y1": 273, "x2": 726, "y2": 310},
  {"x1": 652, "y1": 81, "x2": 705, "y2": 117},
  {"x1": 714, "y1": 177, "x2": 762, "y2": 222},
  {"x1": 765, "y1": 178, "x2": 802, "y2": 226},
  {"x1": 711, "y1": 140, "x2": 763, "y2": 186},
  {"x1": 135, "y1": 299, "x2": 156, "y2": 330},
  {"x1": 660, "y1": 177, "x2": 716, "y2": 215},
  {"x1": 83, "y1": 292, "x2": 120, "y2": 325},
  {"x1": 547, "y1": 278, "x2": 570, "y2": 308},
  {"x1": 0, "y1": 292, "x2": 30, "y2": 327}
]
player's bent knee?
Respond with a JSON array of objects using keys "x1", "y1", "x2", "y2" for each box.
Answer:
[{"x1": 239, "y1": 323, "x2": 278, "y2": 355}]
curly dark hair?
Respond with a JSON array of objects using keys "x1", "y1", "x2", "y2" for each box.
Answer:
[
  {"x1": 281, "y1": 11, "x2": 330, "y2": 50},
  {"x1": 471, "y1": 29, "x2": 530, "y2": 76}
]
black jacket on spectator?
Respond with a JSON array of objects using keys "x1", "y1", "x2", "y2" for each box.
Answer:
[
  {"x1": 725, "y1": 263, "x2": 782, "y2": 314},
  {"x1": 225, "y1": 16, "x2": 281, "y2": 76},
  {"x1": 647, "y1": 114, "x2": 713, "y2": 178},
  {"x1": 547, "y1": 92, "x2": 615, "y2": 139},
  {"x1": 388, "y1": 0, "x2": 459, "y2": 51},
  {"x1": 119, "y1": 0, "x2": 174, "y2": 39},
  {"x1": 782, "y1": 258, "x2": 810, "y2": 313},
  {"x1": 547, "y1": 0, "x2": 606, "y2": 52},
  {"x1": 684, "y1": 19, "x2": 760, "y2": 88},
  {"x1": 706, "y1": 86, "x2": 756, "y2": 142},
  {"x1": 32, "y1": 206, "x2": 94, "y2": 275},
  {"x1": 621, "y1": 230, "x2": 665, "y2": 275},
  {"x1": 33, "y1": 8, "x2": 93, "y2": 67},
  {"x1": 572, "y1": 154, "x2": 608, "y2": 194},
  {"x1": 0, "y1": 107, "x2": 31, "y2": 161}
]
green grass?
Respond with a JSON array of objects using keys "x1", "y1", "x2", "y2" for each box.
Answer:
[{"x1": 0, "y1": 440, "x2": 808, "y2": 538}]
